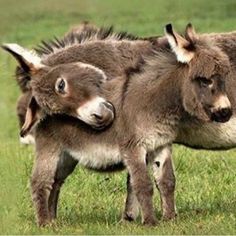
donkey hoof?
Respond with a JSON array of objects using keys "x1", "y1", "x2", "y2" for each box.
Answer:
[
  {"x1": 143, "y1": 217, "x2": 158, "y2": 226},
  {"x1": 122, "y1": 212, "x2": 136, "y2": 222},
  {"x1": 162, "y1": 212, "x2": 177, "y2": 221},
  {"x1": 37, "y1": 219, "x2": 51, "y2": 227}
]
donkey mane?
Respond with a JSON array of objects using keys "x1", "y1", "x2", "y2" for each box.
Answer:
[
  {"x1": 35, "y1": 26, "x2": 139, "y2": 56},
  {"x1": 15, "y1": 26, "x2": 140, "y2": 91}
]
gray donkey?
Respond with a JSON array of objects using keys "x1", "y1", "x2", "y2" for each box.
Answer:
[
  {"x1": 10, "y1": 23, "x2": 236, "y2": 222},
  {"x1": 3, "y1": 24, "x2": 233, "y2": 226},
  {"x1": 15, "y1": 22, "x2": 104, "y2": 144}
]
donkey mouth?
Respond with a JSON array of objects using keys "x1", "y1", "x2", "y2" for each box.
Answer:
[
  {"x1": 90, "y1": 114, "x2": 114, "y2": 130},
  {"x1": 90, "y1": 118, "x2": 114, "y2": 130},
  {"x1": 91, "y1": 124, "x2": 111, "y2": 130},
  {"x1": 210, "y1": 108, "x2": 232, "y2": 123}
]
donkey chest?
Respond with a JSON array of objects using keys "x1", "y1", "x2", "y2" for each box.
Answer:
[
  {"x1": 177, "y1": 117, "x2": 236, "y2": 149},
  {"x1": 68, "y1": 144, "x2": 122, "y2": 170},
  {"x1": 143, "y1": 124, "x2": 177, "y2": 151}
]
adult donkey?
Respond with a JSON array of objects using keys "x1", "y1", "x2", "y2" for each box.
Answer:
[{"x1": 3, "y1": 24, "x2": 232, "y2": 226}]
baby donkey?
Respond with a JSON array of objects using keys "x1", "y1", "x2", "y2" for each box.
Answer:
[
  {"x1": 3, "y1": 24, "x2": 232, "y2": 226},
  {"x1": 2, "y1": 43, "x2": 115, "y2": 132}
]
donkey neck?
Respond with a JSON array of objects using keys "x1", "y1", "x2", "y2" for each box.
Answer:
[{"x1": 121, "y1": 52, "x2": 188, "y2": 127}]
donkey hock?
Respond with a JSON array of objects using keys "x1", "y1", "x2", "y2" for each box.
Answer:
[{"x1": 2, "y1": 24, "x2": 233, "y2": 226}]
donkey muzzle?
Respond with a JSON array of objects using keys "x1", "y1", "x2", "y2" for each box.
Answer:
[
  {"x1": 210, "y1": 95, "x2": 232, "y2": 123},
  {"x1": 90, "y1": 102, "x2": 115, "y2": 130},
  {"x1": 211, "y1": 107, "x2": 232, "y2": 123},
  {"x1": 76, "y1": 97, "x2": 115, "y2": 129}
]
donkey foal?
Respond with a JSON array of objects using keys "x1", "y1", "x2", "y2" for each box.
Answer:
[{"x1": 3, "y1": 24, "x2": 233, "y2": 226}]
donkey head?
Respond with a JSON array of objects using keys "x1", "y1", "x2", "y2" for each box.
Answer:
[
  {"x1": 165, "y1": 24, "x2": 232, "y2": 122},
  {"x1": 2, "y1": 44, "x2": 115, "y2": 136}
]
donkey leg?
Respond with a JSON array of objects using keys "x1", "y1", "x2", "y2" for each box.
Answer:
[
  {"x1": 152, "y1": 145, "x2": 176, "y2": 220},
  {"x1": 123, "y1": 147, "x2": 157, "y2": 226},
  {"x1": 48, "y1": 180, "x2": 63, "y2": 221},
  {"x1": 48, "y1": 152, "x2": 78, "y2": 220},
  {"x1": 31, "y1": 148, "x2": 60, "y2": 226},
  {"x1": 122, "y1": 173, "x2": 140, "y2": 221}
]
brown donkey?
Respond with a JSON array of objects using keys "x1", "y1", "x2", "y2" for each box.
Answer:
[
  {"x1": 15, "y1": 22, "x2": 101, "y2": 144},
  {"x1": 3, "y1": 24, "x2": 232, "y2": 226},
  {"x1": 3, "y1": 45, "x2": 116, "y2": 134}
]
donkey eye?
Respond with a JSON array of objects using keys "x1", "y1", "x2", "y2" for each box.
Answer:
[
  {"x1": 196, "y1": 77, "x2": 213, "y2": 87},
  {"x1": 55, "y1": 78, "x2": 67, "y2": 94}
]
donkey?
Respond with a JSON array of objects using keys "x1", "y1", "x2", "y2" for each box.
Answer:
[
  {"x1": 15, "y1": 22, "x2": 101, "y2": 144},
  {"x1": 3, "y1": 44, "x2": 116, "y2": 134},
  {"x1": 5, "y1": 23, "x2": 236, "y2": 222},
  {"x1": 3, "y1": 24, "x2": 233, "y2": 226},
  {"x1": 176, "y1": 31, "x2": 236, "y2": 150}
]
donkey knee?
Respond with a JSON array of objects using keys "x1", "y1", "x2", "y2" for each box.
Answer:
[
  {"x1": 135, "y1": 179, "x2": 154, "y2": 197},
  {"x1": 157, "y1": 177, "x2": 176, "y2": 195}
]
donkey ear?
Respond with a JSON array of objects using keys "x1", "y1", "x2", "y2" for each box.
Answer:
[
  {"x1": 20, "y1": 97, "x2": 40, "y2": 137},
  {"x1": 185, "y1": 23, "x2": 198, "y2": 43},
  {"x1": 165, "y1": 24, "x2": 195, "y2": 63},
  {"x1": 1, "y1": 43, "x2": 44, "y2": 75}
]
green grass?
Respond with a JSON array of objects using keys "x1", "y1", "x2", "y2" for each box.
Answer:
[{"x1": 0, "y1": 0, "x2": 236, "y2": 234}]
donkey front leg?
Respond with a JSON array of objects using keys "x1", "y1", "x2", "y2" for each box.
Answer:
[
  {"x1": 31, "y1": 147, "x2": 61, "y2": 226},
  {"x1": 122, "y1": 173, "x2": 140, "y2": 222},
  {"x1": 123, "y1": 147, "x2": 157, "y2": 226},
  {"x1": 48, "y1": 152, "x2": 78, "y2": 220},
  {"x1": 152, "y1": 145, "x2": 176, "y2": 220}
]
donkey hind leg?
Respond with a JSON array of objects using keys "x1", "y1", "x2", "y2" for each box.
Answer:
[
  {"x1": 152, "y1": 145, "x2": 176, "y2": 220},
  {"x1": 31, "y1": 149, "x2": 60, "y2": 227},
  {"x1": 122, "y1": 173, "x2": 140, "y2": 222},
  {"x1": 48, "y1": 152, "x2": 78, "y2": 220},
  {"x1": 123, "y1": 147, "x2": 157, "y2": 226}
]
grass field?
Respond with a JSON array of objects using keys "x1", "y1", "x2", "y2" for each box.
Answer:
[{"x1": 0, "y1": 0, "x2": 236, "y2": 234}]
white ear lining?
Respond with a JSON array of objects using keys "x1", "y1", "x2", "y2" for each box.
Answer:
[
  {"x1": 2, "y1": 43, "x2": 43, "y2": 69},
  {"x1": 165, "y1": 28, "x2": 194, "y2": 63},
  {"x1": 171, "y1": 46, "x2": 194, "y2": 64}
]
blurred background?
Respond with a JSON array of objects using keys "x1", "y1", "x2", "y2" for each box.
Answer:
[{"x1": 0, "y1": 0, "x2": 236, "y2": 234}]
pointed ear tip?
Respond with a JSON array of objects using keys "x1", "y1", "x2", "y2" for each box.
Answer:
[
  {"x1": 186, "y1": 23, "x2": 194, "y2": 30},
  {"x1": 1, "y1": 43, "x2": 19, "y2": 52},
  {"x1": 165, "y1": 23, "x2": 173, "y2": 34},
  {"x1": 1, "y1": 44, "x2": 9, "y2": 51},
  {"x1": 20, "y1": 129, "x2": 26, "y2": 137}
]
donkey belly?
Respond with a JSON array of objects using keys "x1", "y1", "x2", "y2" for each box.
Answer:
[
  {"x1": 176, "y1": 117, "x2": 236, "y2": 150},
  {"x1": 68, "y1": 144, "x2": 123, "y2": 171}
]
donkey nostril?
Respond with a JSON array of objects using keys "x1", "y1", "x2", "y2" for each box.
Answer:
[
  {"x1": 211, "y1": 107, "x2": 232, "y2": 123},
  {"x1": 103, "y1": 102, "x2": 114, "y2": 112},
  {"x1": 220, "y1": 108, "x2": 232, "y2": 118},
  {"x1": 92, "y1": 113, "x2": 103, "y2": 121}
]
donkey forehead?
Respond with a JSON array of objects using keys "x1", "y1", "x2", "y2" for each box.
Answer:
[
  {"x1": 50, "y1": 62, "x2": 107, "y2": 79},
  {"x1": 190, "y1": 49, "x2": 230, "y2": 77}
]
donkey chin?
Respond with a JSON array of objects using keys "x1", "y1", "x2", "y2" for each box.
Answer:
[{"x1": 76, "y1": 98, "x2": 115, "y2": 130}]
